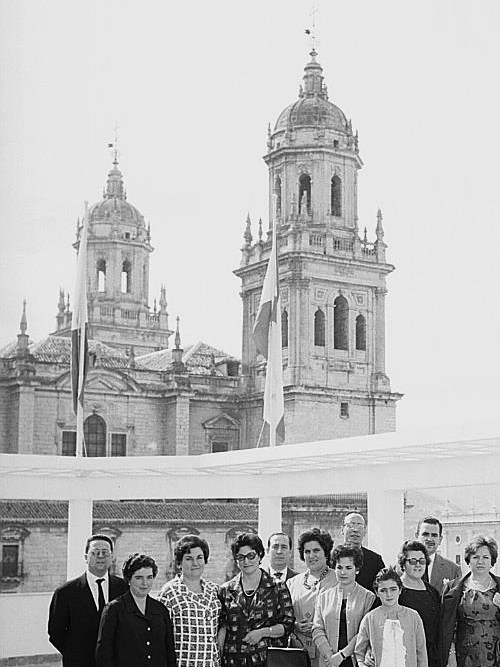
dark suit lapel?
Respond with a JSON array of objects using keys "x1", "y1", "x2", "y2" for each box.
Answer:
[
  {"x1": 430, "y1": 554, "x2": 443, "y2": 588},
  {"x1": 77, "y1": 573, "x2": 99, "y2": 618}
]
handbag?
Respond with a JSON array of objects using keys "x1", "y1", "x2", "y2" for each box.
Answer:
[{"x1": 267, "y1": 646, "x2": 311, "y2": 667}]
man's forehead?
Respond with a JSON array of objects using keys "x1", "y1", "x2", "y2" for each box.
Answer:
[
  {"x1": 88, "y1": 539, "x2": 112, "y2": 550},
  {"x1": 344, "y1": 513, "x2": 365, "y2": 526},
  {"x1": 419, "y1": 523, "x2": 440, "y2": 534},
  {"x1": 270, "y1": 534, "x2": 289, "y2": 546}
]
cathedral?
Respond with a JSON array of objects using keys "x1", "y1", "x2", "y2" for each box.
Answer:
[{"x1": 0, "y1": 49, "x2": 400, "y2": 590}]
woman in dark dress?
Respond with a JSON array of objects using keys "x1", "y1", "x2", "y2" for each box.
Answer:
[
  {"x1": 398, "y1": 540, "x2": 440, "y2": 667},
  {"x1": 96, "y1": 553, "x2": 176, "y2": 667}
]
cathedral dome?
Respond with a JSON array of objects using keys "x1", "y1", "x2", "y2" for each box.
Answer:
[
  {"x1": 89, "y1": 161, "x2": 145, "y2": 225},
  {"x1": 273, "y1": 50, "x2": 348, "y2": 134}
]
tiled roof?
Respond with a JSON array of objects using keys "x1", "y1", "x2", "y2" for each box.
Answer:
[
  {"x1": 138, "y1": 341, "x2": 238, "y2": 375},
  {"x1": 0, "y1": 500, "x2": 258, "y2": 525},
  {"x1": 0, "y1": 336, "x2": 129, "y2": 369}
]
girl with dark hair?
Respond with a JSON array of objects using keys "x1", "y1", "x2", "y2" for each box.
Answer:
[
  {"x1": 287, "y1": 528, "x2": 337, "y2": 667},
  {"x1": 218, "y1": 532, "x2": 294, "y2": 667},
  {"x1": 96, "y1": 553, "x2": 176, "y2": 667},
  {"x1": 397, "y1": 540, "x2": 440, "y2": 667},
  {"x1": 158, "y1": 535, "x2": 221, "y2": 667},
  {"x1": 313, "y1": 545, "x2": 375, "y2": 667},
  {"x1": 355, "y1": 568, "x2": 427, "y2": 667}
]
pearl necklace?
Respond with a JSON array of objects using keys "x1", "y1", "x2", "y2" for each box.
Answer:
[{"x1": 303, "y1": 568, "x2": 330, "y2": 590}]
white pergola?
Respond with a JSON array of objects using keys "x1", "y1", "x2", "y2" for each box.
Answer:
[{"x1": 1, "y1": 425, "x2": 499, "y2": 579}]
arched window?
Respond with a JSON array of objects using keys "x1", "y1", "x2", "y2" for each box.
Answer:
[
  {"x1": 274, "y1": 177, "x2": 282, "y2": 217},
  {"x1": 83, "y1": 415, "x2": 106, "y2": 457},
  {"x1": 121, "y1": 260, "x2": 131, "y2": 293},
  {"x1": 334, "y1": 295, "x2": 349, "y2": 350},
  {"x1": 298, "y1": 174, "x2": 311, "y2": 214},
  {"x1": 314, "y1": 309, "x2": 325, "y2": 346},
  {"x1": 356, "y1": 314, "x2": 366, "y2": 351},
  {"x1": 331, "y1": 175, "x2": 342, "y2": 216},
  {"x1": 97, "y1": 259, "x2": 106, "y2": 292},
  {"x1": 281, "y1": 309, "x2": 288, "y2": 348}
]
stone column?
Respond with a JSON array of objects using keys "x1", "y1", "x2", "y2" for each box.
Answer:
[
  {"x1": 258, "y1": 497, "x2": 282, "y2": 544},
  {"x1": 367, "y1": 489, "x2": 404, "y2": 566},
  {"x1": 17, "y1": 386, "x2": 35, "y2": 453},
  {"x1": 374, "y1": 287, "x2": 387, "y2": 374},
  {"x1": 67, "y1": 499, "x2": 93, "y2": 580},
  {"x1": 175, "y1": 394, "x2": 191, "y2": 455}
]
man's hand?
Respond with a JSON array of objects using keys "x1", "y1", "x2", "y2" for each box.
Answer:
[
  {"x1": 296, "y1": 618, "x2": 313, "y2": 635},
  {"x1": 364, "y1": 648, "x2": 375, "y2": 667}
]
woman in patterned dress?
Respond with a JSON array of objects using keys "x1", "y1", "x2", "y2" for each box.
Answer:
[
  {"x1": 158, "y1": 535, "x2": 222, "y2": 667},
  {"x1": 218, "y1": 532, "x2": 295, "y2": 667},
  {"x1": 287, "y1": 528, "x2": 337, "y2": 667},
  {"x1": 441, "y1": 535, "x2": 500, "y2": 667}
]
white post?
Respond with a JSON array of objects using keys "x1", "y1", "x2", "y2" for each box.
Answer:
[
  {"x1": 67, "y1": 499, "x2": 93, "y2": 580},
  {"x1": 258, "y1": 496, "x2": 282, "y2": 545},
  {"x1": 366, "y1": 489, "x2": 404, "y2": 567}
]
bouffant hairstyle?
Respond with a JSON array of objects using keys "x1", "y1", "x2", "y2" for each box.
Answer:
[
  {"x1": 464, "y1": 535, "x2": 498, "y2": 566},
  {"x1": 374, "y1": 567, "x2": 402, "y2": 592},
  {"x1": 230, "y1": 532, "x2": 265, "y2": 560},
  {"x1": 331, "y1": 544, "x2": 364, "y2": 570},
  {"x1": 397, "y1": 540, "x2": 430, "y2": 570},
  {"x1": 122, "y1": 553, "x2": 158, "y2": 582},
  {"x1": 174, "y1": 535, "x2": 210, "y2": 567},
  {"x1": 298, "y1": 528, "x2": 334, "y2": 565}
]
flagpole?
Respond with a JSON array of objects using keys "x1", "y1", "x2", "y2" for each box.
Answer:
[{"x1": 73, "y1": 202, "x2": 89, "y2": 457}]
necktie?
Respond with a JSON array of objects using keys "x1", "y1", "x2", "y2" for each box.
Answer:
[
  {"x1": 96, "y1": 578, "x2": 106, "y2": 613},
  {"x1": 423, "y1": 565, "x2": 429, "y2": 582},
  {"x1": 274, "y1": 571, "x2": 284, "y2": 581}
]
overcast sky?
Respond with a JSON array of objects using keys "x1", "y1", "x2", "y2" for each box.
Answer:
[{"x1": 1, "y1": 0, "x2": 499, "y2": 438}]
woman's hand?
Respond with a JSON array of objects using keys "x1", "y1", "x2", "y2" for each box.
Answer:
[
  {"x1": 296, "y1": 618, "x2": 313, "y2": 635},
  {"x1": 217, "y1": 627, "x2": 226, "y2": 653},
  {"x1": 326, "y1": 652, "x2": 345, "y2": 667},
  {"x1": 243, "y1": 629, "x2": 266, "y2": 645}
]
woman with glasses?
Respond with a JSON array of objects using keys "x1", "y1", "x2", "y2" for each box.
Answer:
[
  {"x1": 218, "y1": 532, "x2": 294, "y2": 667},
  {"x1": 397, "y1": 540, "x2": 440, "y2": 667},
  {"x1": 158, "y1": 535, "x2": 221, "y2": 667},
  {"x1": 287, "y1": 528, "x2": 337, "y2": 667}
]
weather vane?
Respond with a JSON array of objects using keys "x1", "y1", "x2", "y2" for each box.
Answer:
[
  {"x1": 107, "y1": 123, "x2": 120, "y2": 165},
  {"x1": 305, "y1": 3, "x2": 319, "y2": 52}
]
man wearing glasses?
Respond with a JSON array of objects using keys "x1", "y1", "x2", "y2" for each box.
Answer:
[
  {"x1": 48, "y1": 534, "x2": 127, "y2": 666},
  {"x1": 415, "y1": 516, "x2": 461, "y2": 593},
  {"x1": 342, "y1": 512, "x2": 385, "y2": 591}
]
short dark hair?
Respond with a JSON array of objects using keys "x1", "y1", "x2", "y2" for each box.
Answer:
[
  {"x1": 331, "y1": 545, "x2": 364, "y2": 570},
  {"x1": 374, "y1": 567, "x2": 402, "y2": 592},
  {"x1": 174, "y1": 535, "x2": 210, "y2": 567},
  {"x1": 397, "y1": 540, "x2": 430, "y2": 570},
  {"x1": 464, "y1": 535, "x2": 498, "y2": 566},
  {"x1": 298, "y1": 528, "x2": 334, "y2": 565},
  {"x1": 122, "y1": 553, "x2": 158, "y2": 582},
  {"x1": 416, "y1": 517, "x2": 443, "y2": 537},
  {"x1": 85, "y1": 534, "x2": 114, "y2": 554},
  {"x1": 267, "y1": 532, "x2": 292, "y2": 549},
  {"x1": 230, "y1": 532, "x2": 265, "y2": 560}
]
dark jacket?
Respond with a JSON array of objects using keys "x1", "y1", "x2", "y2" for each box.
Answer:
[
  {"x1": 218, "y1": 568, "x2": 295, "y2": 667},
  {"x1": 439, "y1": 571, "x2": 500, "y2": 667},
  {"x1": 356, "y1": 546, "x2": 385, "y2": 592},
  {"x1": 48, "y1": 572, "x2": 128, "y2": 667},
  {"x1": 429, "y1": 554, "x2": 462, "y2": 595},
  {"x1": 399, "y1": 582, "x2": 441, "y2": 667},
  {"x1": 96, "y1": 591, "x2": 176, "y2": 667}
]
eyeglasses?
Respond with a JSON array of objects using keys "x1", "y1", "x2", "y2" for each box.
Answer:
[
  {"x1": 405, "y1": 558, "x2": 426, "y2": 566},
  {"x1": 344, "y1": 522, "x2": 364, "y2": 529},
  {"x1": 235, "y1": 551, "x2": 258, "y2": 562},
  {"x1": 89, "y1": 550, "x2": 112, "y2": 557}
]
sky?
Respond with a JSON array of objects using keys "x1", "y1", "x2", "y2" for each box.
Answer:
[{"x1": 1, "y1": 0, "x2": 500, "y2": 438}]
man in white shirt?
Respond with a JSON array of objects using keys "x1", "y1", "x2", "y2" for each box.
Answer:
[
  {"x1": 48, "y1": 533, "x2": 127, "y2": 667},
  {"x1": 416, "y1": 516, "x2": 461, "y2": 593},
  {"x1": 266, "y1": 532, "x2": 297, "y2": 582}
]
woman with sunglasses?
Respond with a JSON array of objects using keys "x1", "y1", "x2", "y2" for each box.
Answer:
[
  {"x1": 398, "y1": 540, "x2": 440, "y2": 667},
  {"x1": 218, "y1": 532, "x2": 294, "y2": 667}
]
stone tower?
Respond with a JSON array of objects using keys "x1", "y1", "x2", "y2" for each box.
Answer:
[
  {"x1": 236, "y1": 50, "x2": 402, "y2": 445},
  {"x1": 54, "y1": 157, "x2": 173, "y2": 354}
]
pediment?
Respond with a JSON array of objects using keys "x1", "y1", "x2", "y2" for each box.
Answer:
[
  {"x1": 55, "y1": 368, "x2": 141, "y2": 393},
  {"x1": 203, "y1": 412, "x2": 240, "y2": 430}
]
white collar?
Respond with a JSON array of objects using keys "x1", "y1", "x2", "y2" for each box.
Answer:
[{"x1": 87, "y1": 570, "x2": 109, "y2": 584}]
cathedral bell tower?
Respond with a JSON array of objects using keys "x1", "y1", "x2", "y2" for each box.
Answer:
[
  {"x1": 235, "y1": 50, "x2": 402, "y2": 445},
  {"x1": 54, "y1": 157, "x2": 172, "y2": 354}
]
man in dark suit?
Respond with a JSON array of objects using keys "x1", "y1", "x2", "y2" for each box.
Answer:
[
  {"x1": 416, "y1": 516, "x2": 462, "y2": 593},
  {"x1": 342, "y1": 512, "x2": 385, "y2": 591},
  {"x1": 266, "y1": 532, "x2": 297, "y2": 583},
  {"x1": 48, "y1": 533, "x2": 128, "y2": 667}
]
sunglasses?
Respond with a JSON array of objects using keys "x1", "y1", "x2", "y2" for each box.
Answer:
[
  {"x1": 405, "y1": 558, "x2": 426, "y2": 566},
  {"x1": 235, "y1": 551, "x2": 258, "y2": 562}
]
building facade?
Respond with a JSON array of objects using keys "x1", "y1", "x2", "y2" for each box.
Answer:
[{"x1": 0, "y1": 49, "x2": 400, "y2": 593}]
